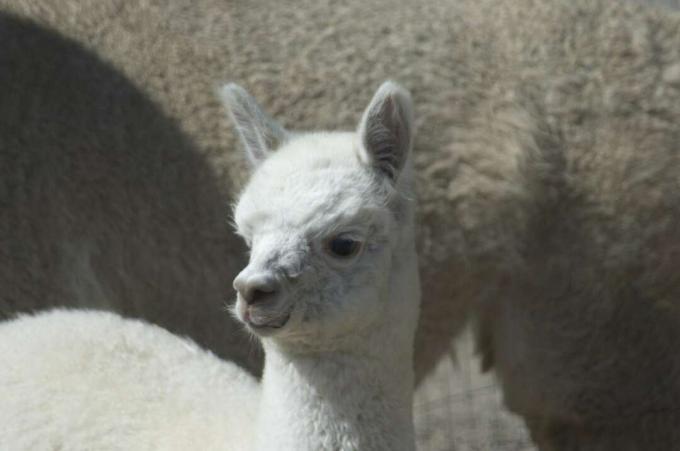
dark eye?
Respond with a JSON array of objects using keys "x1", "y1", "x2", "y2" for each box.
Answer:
[{"x1": 326, "y1": 236, "x2": 362, "y2": 258}]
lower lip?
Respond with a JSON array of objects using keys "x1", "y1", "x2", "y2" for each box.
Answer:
[{"x1": 245, "y1": 312, "x2": 291, "y2": 331}]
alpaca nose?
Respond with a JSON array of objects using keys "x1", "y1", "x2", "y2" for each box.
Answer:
[{"x1": 233, "y1": 272, "x2": 280, "y2": 305}]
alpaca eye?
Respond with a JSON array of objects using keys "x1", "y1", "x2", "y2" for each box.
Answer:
[{"x1": 326, "y1": 235, "x2": 362, "y2": 258}]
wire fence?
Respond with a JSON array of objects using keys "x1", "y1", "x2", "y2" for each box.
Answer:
[{"x1": 413, "y1": 329, "x2": 535, "y2": 451}]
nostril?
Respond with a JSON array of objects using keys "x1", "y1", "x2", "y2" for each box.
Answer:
[{"x1": 248, "y1": 287, "x2": 276, "y2": 305}]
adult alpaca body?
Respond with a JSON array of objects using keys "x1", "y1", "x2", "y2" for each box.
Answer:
[
  {"x1": 4, "y1": 0, "x2": 679, "y2": 382},
  {"x1": 0, "y1": 81, "x2": 420, "y2": 451},
  {"x1": 0, "y1": 12, "x2": 255, "y2": 373},
  {"x1": 3, "y1": 1, "x2": 680, "y2": 449}
]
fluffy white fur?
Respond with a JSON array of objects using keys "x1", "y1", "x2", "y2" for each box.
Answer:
[
  {"x1": 0, "y1": 81, "x2": 420, "y2": 451},
  {"x1": 0, "y1": 309, "x2": 258, "y2": 451},
  {"x1": 6, "y1": 1, "x2": 680, "y2": 449}
]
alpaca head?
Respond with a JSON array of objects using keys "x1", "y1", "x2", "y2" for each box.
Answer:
[{"x1": 222, "y1": 81, "x2": 417, "y2": 351}]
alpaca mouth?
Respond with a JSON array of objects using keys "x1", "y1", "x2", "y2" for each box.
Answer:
[{"x1": 244, "y1": 309, "x2": 291, "y2": 332}]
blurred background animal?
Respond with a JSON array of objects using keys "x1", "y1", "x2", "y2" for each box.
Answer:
[{"x1": 2, "y1": 0, "x2": 680, "y2": 449}]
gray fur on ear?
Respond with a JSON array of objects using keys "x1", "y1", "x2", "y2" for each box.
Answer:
[
  {"x1": 357, "y1": 81, "x2": 414, "y2": 181},
  {"x1": 220, "y1": 83, "x2": 288, "y2": 167}
]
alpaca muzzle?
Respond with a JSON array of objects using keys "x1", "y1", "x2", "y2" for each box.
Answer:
[{"x1": 234, "y1": 270, "x2": 292, "y2": 334}]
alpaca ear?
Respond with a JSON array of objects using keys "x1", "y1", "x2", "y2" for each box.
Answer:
[
  {"x1": 357, "y1": 81, "x2": 413, "y2": 181},
  {"x1": 220, "y1": 83, "x2": 289, "y2": 167}
]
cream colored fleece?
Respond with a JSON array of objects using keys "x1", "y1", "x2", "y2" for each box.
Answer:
[{"x1": 2, "y1": 1, "x2": 680, "y2": 448}]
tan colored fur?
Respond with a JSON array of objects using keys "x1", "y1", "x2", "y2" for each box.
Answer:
[{"x1": 2, "y1": 0, "x2": 680, "y2": 448}]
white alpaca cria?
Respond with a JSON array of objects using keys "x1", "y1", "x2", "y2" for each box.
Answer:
[{"x1": 0, "y1": 80, "x2": 420, "y2": 451}]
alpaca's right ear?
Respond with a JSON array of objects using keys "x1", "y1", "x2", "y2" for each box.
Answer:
[{"x1": 220, "y1": 84, "x2": 288, "y2": 168}]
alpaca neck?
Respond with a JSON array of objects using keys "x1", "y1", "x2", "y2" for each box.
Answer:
[
  {"x1": 254, "y1": 246, "x2": 418, "y2": 451},
  {"x1": 255, "y1": 336, "x2": 415, "y2": 451}
]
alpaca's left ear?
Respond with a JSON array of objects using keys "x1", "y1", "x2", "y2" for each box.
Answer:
[
  {"x1": 220, "y1": 83, "x2": 289, "y2": 168},
  {"x1": 357, "y1": 81, "x2": 413, "y2": 181}
]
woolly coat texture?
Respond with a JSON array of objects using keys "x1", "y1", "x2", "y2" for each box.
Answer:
[
  {"x1": 2, "y1": 0, "x2": 680, "y2": 449},
  {"x1": 0, "y1": 310, "x2": 258, "y2": 451}
]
